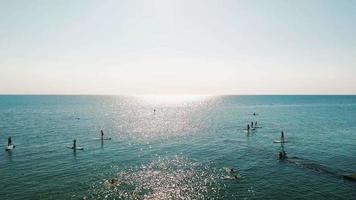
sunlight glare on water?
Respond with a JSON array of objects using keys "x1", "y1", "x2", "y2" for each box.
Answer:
[
  {"x1": 89, "y1": 156, "x2": 223, "y2": 200},
  {"x1": 115, "y1": 95, "x2": 219, "y2": 143}
]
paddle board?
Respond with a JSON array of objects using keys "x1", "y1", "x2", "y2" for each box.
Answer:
[
  {"x1": 343, "y1": 173, "x2": 356, "y2": 181},
  {"x1": 223, "y1": 175, "x2": 241, "y2": 180},
  {"x1": 93, "y1": 137, "x2": 112, "y2": 140},
  {"x1": 67, "y1": 146, "x2": 84, "y2": 150},
  {"x1": 273, "y1": 140, "x2": 287, "y2": 143},
  {"x1": 5, "y1": 144, "x2": 15, "y2": 151}
]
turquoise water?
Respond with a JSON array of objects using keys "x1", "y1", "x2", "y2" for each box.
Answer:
[{"x1": 1, "y1": 95, "x2": 356, "y2": 199}]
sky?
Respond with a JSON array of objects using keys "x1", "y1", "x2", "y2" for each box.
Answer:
[{"x1": 0, "y1": 0, "x2": 355, "y2": 95}]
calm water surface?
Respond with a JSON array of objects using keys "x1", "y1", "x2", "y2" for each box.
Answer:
[{"x1": 0, "y1": 95, "x2": 356, "y2": 199}]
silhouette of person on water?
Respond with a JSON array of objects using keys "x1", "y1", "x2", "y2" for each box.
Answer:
[
  {"x1": 281, "y1": 131, "x2": 285, "y2": 143},
  {"x1": 251, "y1": 122, "x2": 254, "y2": 128},
  {"x1": 8, "y1": 136, "x2": 12, "y2": 146},
  {"x1": 279, "y1": 142, "x2": 287, "y2": 160},
  {"x1": 101, "y1": 130, "x2": 104, "y2": 139},
  {"x1": 247, "y1": 124, "x2": 250, "y2": 131},
  {"x1": 73, "y1": 139, "x2": 76, "y2": 149},
  {"x1": 279, "y1": 151, "x2": 287, "y2": 160}
]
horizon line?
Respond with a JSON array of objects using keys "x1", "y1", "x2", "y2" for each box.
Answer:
[{"x1": 0, "y1": 93, "x2": 356, "y2": 96}]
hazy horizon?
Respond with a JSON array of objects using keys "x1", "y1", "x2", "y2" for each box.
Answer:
[{"x1": 1, "y1": 0, "x2": 355, "y2": 95}]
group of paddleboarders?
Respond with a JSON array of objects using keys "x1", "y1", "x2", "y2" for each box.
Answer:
[
  {"x1": 246, "y1": 113, "x2": 259, "y2": 132},
  {"x1": 247, "y1": 112, "x2": 288, "y2": 160},
  {"x1": 246, "y1": 121, "x2": 258, "y2": 131},
  {"x1": 69, "y1": 130, "x2": 106, "y2": 150}
]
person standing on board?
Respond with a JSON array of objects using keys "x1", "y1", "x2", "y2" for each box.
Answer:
[
  {"x1": 8, "y1": 136, "x2": 12, "y2": 146},
  {"x1": 251, "y1": 122, "x2": 254, "y2": 128},
  {"x1": 101, "y1": 130, "x2": 104, "y2": 140},
  {"x1": 73, "y1": 139, "x2": 76, "y2": 149},
  {"x1": 247, "y1": 124, "x2": 250, "y2": 131},
  {"x1": 281, "y1": 131, "x2": 285, "y2": 143}
]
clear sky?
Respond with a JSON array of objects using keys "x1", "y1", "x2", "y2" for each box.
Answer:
[{"x1": 0, "y1": 0, "x2": 355, "y2": 95}]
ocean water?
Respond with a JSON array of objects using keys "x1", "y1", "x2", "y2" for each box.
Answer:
[{"x1": 0, "y1": 95, "x2": 356, "y2": 200}]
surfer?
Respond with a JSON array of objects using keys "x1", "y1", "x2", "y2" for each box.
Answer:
[
  {"x1": 101, "y1": 130, "x2": 104, "y2": 139},
  {"x1": 8, "y1": 136, "x2": 12, "y2": 146}
]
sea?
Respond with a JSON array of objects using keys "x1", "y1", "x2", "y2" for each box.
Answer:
[{"x1": 0, "y1": 95, "x2": 356, "y2": 200}]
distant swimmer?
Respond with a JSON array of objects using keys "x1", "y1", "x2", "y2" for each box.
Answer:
[
  {"x1": 104, "y1": 178, "x2": 119, "y2": 188},
  {"x1": 253, "y1": 112, "x2": 256, "y2": 116},
  {"x1": 224, "y1": 167, "x2": 237, "y2": 174},
  {"x1": 109, "y1": 178, "x2": 118, "y2": 184},
  {"x1": 234, "y1": 175, "x2": 240, "y2": 179}
]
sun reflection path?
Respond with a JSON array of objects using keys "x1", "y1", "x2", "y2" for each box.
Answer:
[{"x1": 89, "y1": 156, "x2": 224, "y2": 199}]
